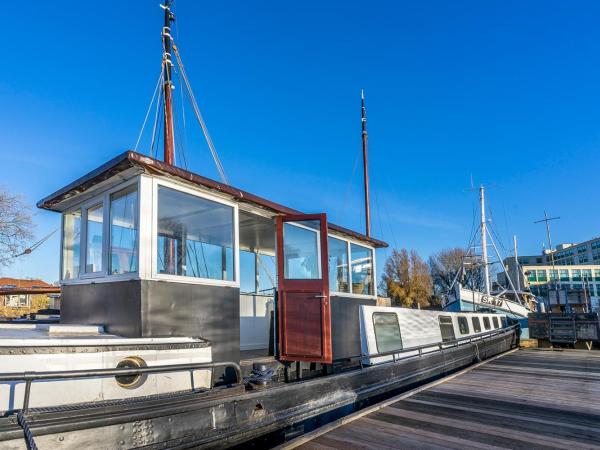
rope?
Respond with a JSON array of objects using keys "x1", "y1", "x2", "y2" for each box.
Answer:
[
  {"x1": 17, "y1": 411, "x2": 38, "y2": 450},
  {"x1": 134, "y1": 67, "x2": 164, "y2": 152},
  {"x1": 172, "y1": 43, "x2": 229, "y2": 184},
  {"x1": 244, "y1": 365, "x2": 275, "y2": 384}
]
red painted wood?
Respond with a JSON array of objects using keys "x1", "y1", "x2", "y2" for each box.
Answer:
[{"x1": 277, "y1": 214, "x2": 332, "y2": 363}]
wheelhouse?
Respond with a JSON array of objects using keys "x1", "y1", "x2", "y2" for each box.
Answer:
[{"x1": 38, "y1": 151, "x2": 388, "y2": 380}]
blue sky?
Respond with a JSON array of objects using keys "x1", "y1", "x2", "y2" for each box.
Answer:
[{"x1": 1, "y1": 0, "x2": 599, "y2": 283}]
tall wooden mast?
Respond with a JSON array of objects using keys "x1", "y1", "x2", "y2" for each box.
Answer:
[
  {"x1": 162, "y1": 1, "x2": 175, "y2": 165},
  {"x1": 361, "y1": 90, "x2": 371, "y2": 237}
]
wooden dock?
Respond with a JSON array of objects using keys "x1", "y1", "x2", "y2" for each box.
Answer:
[{"x1": 285, "y1": 349, "x2": 600, "y2": 449}]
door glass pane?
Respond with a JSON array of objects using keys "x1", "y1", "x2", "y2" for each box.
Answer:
[
  {"x1": 240, "y1": 250, "x2": 256, "y2": 294},
  {"x1": 351, "y1": 243, "x2": 374, "y2": 295},
  {"x1": 328, "y1": 236, "x2": 349, "y2": 293},
  {"x1": 62, "y1": 210, "x2": 81, "y2": 280},
  {"x1": 373, "y1": 312, "x2": 402, "y2": 353},
  {"x1": 109, "y1": 186, "x2": 138, "y2": 275},
  {"x1": 283, "y1": 222, "x2": 320, "y2": 279},
  {"x1": 157, "y1": 186, "x2": 235, "y2": 281},
  {"x1": 86, "y1": 203, "x2": 104, "y2": 273},
  {"x1": 258, "y1": 254, "x2": 276, "y2": 295}
]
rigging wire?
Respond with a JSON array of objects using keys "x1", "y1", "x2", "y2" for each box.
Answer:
[
  {"x1": 0, "y1": 228, "x2": 59, "y2": 264},
  {"x1": 172, "y1": 42, "x2": 229, "y2": 184},
  {"x1": 150, "y1": 76, "x2": 164, "y2": 158},
  {"x1": 134, "y1": 68, "x2": 164, "y2": 153}
]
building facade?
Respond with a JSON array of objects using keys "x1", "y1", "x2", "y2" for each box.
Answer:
[{"x1": 0, "y1": 277, "x2": 60, "y2": 319}]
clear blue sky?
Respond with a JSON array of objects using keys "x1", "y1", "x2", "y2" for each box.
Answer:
[{"x1": 1, "y1": 0, "x2": 599, "y2": 283}]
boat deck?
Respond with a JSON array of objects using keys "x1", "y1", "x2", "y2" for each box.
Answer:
[{"x1": 286, "y1": 349, "x2": 600, "y2": 449}]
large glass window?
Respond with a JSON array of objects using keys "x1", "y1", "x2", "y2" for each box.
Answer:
[
  {"x1": 550, "y1": 270, "x2": 558, "y2": 281},
  {"x1": 258, "y1": 254, "x2": 276, "y2": 295},
  {"x1": 351, "y1": 243, "x2": 374, "y2": 295},
  {"x1": 157, "y1": 186, "x2": 235, "y2": 281},
  {"x1": 527, "y1": 271, "x2": 537, "y2": 282},
  {"x1": 373, "y1": 312, "x2": 402, "y2": 353},
  {"x1": 328, "y1": 237, "x2": 349, "y2": 293},
  {"x1": 240, "y1": 250, "x2": 257, "y2": 294},
  {"x1": 62, "y1": 210, "x2": 81, "y2": 280},
  {"x1": 560, "y1": 269, "x2": 570, "y2": 282},
  {"x1": 583, "y1": 269, "x2": 592, "y2": 282},
  {"x1": 439, "y1": 316, "x2": 455, "y2": 342},
  {"x1": 109, "y1": 186, "x2": 138, "y2": 275},
  {"x1": 572, "y1": 269, "x2": 582, "y2": 282},
  {"x1": 537, "y1": 270, "x2": 547, "y2": 282},
  {"x1": 283, "y1": 221, "x2": 320, "y2": 279},
  {"x1": 595, "y1": 270, "x2": 600, "y2": 282},
  {"x1": 85, "y1": 203, "x2": 104, "y2": 273}
]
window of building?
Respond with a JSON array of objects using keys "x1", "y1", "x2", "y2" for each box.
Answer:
[
  {"x1": 62, "y1": 209, "x2": 81, "y2": 280},
  {"x1": 18, "y1": 294, "x2": 28, "y2": 307},
  {"x1": 351, "y1": 243, "x2": 374, "y2": 295},
  {"x1": 157, "y1": 186, "x2": 235, "y2": 281},
  {"x1": 583, "y1": 269, "x2": 592, "y2": 282},
  {"x1": 579, "y1": 255, "x2": 589, "y2": 264},
  {"x1": 85, "y1": 203, "x2": 104, "y2": 273},
  {"x1": 572, "y1": 270, "x2": 582, "y2": 282},
  {"x1": 560, "y1": 269, "x2": 570, "y2": 282},
  {"x1": 595, "y1": 270, "x2": 600, "y2": 282},
  {"x1": 550, "y1": 270, "x2": 558, "y2": 281},
  {"x1": 572, "y1": 284, "x2": 582, "y2": 290},
  {"x1": 527, "y1": 271, "x2": 537, "y2": 282},
  {"x1": 109, "y1": 186, "x2": 138, "y2": 275},
  {"x1": 492, "y1": 316, "x2": 500, "y2": 328},
  {"x1": 472, "y1": 317, "x2": 482, "y2": 333},
  {"x1": 457, "y1": 316, "x2": 470, "y2": 335},
  {"x1": 373, "y1": 313, "x2": 402, "y2": 353},
  {"x1": 328, "y1": 236, "x2": 349, "y2": 293},
  {"x1": 537, "y1": 270, "x2": 547, "y2": 282},
  {"x1": 483, "y1": 317, "x2": 491, "y2": 330},
  {"x1": 439, "y1": 316, "x2": 455, "y2": 342}
]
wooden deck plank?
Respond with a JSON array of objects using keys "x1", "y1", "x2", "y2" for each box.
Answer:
[{"x1": 289, "y1": 349, "x2": 600, "y2": 449}]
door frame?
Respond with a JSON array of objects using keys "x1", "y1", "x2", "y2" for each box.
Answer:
[{"x1": 276, "y1": 213, "x2": 332, "y2": 363}]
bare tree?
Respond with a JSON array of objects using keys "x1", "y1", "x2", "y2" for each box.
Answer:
[
  {"x1": 0, "y1": 190, "x2": 34, "y2": 266},
  {"x1": 381, "y1": 249, "x2": 432, "y2": 308}
]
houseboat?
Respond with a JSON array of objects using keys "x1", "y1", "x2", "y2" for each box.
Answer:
[{"x1": 0, "y1": 3, "x2": 519, "y2": 448}]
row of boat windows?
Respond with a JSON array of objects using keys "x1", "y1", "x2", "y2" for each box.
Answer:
[
  {"x1": 372, "y1": 313, "x2": 503, "y2": 354},
  {"x1": 62, "y1": 183, "x2": 374, "y2": 295}
]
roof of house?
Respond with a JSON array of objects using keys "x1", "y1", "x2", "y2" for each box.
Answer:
[
  {"x1": 37, "y1": 151, "x2": 388, "y2": 248},
  {"x1": 0, "y1": 278, "x2": 60, "y2": 296}
]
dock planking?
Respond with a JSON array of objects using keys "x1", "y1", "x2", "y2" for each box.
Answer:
[{"x1": 291, "y1": 349, "x2": 600, "y2": 449}]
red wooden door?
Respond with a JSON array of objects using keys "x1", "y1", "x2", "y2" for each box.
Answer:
[{"x1": 276, "y1": 214, "x2": 332, "y2": 363}]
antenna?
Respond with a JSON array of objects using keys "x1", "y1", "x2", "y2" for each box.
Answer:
[
  {"x1": 534, "y1": 211, "x2": 560, "y2": 292},
  {"x1": 479, "y1": 185, "x2": 490, "y2": 295},
  {"x1": 361, "y1": 89, "x2": 371, "y2": 237},
  {"x1": 161, "y1": 1, "x2": 176, "y2": 165}
]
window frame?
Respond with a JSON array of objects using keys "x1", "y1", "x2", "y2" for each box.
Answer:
[
  {"x1": 151, "y1": 178, "x2": 240, "y2": 287},
  {"x1": 492, "y1": 316, "x2": 500, "y2": 328},
  {"x1": 472, "y1": 316, "x2": 482, "y2": 333},
  {"x1": 439, "y1": 315, "x2": 456, "y2": 342},
  {"x1": 327, "y1": 233, "x2": 376, "y2": 299},
  {"x1": 372, "y1": 312, "x2": 403, "y2": 353},
  {"x1": 60, "y1": 178, "x2": 141, "y2": 284},
  {"x1": 482, "y1": 316, "x2": 491, "y2": 330},
  {"x1": 457, "y1": 316, "x2": 470, "y2": 335}
]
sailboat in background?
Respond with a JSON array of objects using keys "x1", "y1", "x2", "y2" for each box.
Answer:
[{"x1": 442, "y1": 185, "x2": 539, "y2": 337}]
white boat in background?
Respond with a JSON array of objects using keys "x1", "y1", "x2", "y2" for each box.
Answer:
[{"x1": 443, "y1": 186, "x2": 538, "y2": 338}]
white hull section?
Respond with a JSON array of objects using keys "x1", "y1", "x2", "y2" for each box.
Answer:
[
  {"x1": 444, "y1": 287, "x2": 532, "y2": 318},
  {"x1": 0, "y1": 324, "x2": 212, "y2": 412}
]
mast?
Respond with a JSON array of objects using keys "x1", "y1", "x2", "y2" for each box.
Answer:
[
  {"x1": 513, "y1": 235, "x2": 521, "y2": 291},
  {"x1": 162, "y1": 1, "x2": 176, "y2": 165},
  {"x1": 361, "y1": 90, "x2": 371, "y2": 237},
  {"x1": 480, "y1": 186, "x2": 490, "y2": 295}
]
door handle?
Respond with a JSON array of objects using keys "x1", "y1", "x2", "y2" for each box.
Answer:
[{"x1": 314, "y1": 294, "x2": 327, "y2": 299}]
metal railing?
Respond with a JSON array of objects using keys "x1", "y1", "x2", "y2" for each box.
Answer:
[
  {"x1": 0, "y1": 360, "x2": 242, "y2": 412},
  {"x1": 340, "y1": 324, "x2": 519, "y2": 367}
]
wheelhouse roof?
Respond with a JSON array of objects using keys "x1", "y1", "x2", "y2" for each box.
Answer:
[{"x1": 37, "y1": 151, "x2": 388, "y2": 248}]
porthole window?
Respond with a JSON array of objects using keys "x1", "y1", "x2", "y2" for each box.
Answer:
[
  {"x1": 115, "y1": 356, "x2": 147, "y2": 389},
  {"x1": 457, "y1": 316, "x2": 470, "y2": 335},
  {"x1": 373, "y1": 313, "x2": 402, "y2": 353}
]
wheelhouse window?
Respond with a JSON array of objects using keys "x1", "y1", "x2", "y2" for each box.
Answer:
[
  {"x1": 472, "y1": 317, "x2": 482, "y2": 333},
  {"x1": 373, "y1": 312, "x2": 402, "y2": 353},
  {"x1": 483, "y1": 317, "x2": 491, "y2": 330},
  {"x1": 439, "y1": 316, "x2": 455, "y2": 342},
  {"x1": 157, "y1": 186, "x2": 235, "y2": 281},
  {"x1": 62, "y1": 209, "x2": 81, "y2": 280},
  {"x1": 458, "y1": 316, "x2": 470, "y2": 335},
  {"x1": 492, "y1": 316, "x2": 500, "y2": 328},
  {"x1": 109, "y1": 186, "x2": 138, "y2": 275},
  {"x1": 351, "y1": 243, "x2": 374, "y2": 295},
  {"x1": 85, "y1": 203, "x2": 104, "y2": 273},
  {"x1": 328, "y1": 236, "x2": 349, "y2": 293},
  {"x1": 283, "y1": 221, "x2": 320, "y2": 279}
]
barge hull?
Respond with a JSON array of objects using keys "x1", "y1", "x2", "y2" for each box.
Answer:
[{"x1": 0, "y1": 329, "x2": 517, "y2": 449}]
